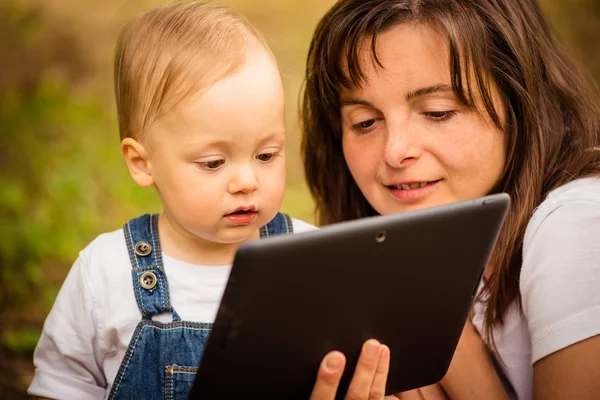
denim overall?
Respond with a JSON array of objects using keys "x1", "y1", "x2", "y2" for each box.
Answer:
[{"x1": 108, "y1": 212, "x2": 293, "y2": 399}]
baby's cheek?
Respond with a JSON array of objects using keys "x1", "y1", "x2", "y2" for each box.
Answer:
[{"x1": 263, "y1": 175, "x2": 286, "y2": 204}]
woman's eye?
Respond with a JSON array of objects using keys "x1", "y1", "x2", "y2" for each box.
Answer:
[
  {"x1": 199, "y1": 159, "x2": 225, "y2": 169},
  {"x1": 425, "y1": 110, "x2": 457, "y2": 121},
  {"x1": 256, "y1": 152, "x2": 276, "y2": 162},
  {"x1": 352, "y1": 119, "x2": 376, "y2": 131}
]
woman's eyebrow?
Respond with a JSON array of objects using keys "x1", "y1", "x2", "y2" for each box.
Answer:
[
  {"x1": 406, "y1": 84, "x2": 453, "y2": 101},
  {"x1": 340, "y1": 84, "x2": 454, "y2": 108},
  {"x1": 340, "y1": 98, "x2": 374, "y2": 108}
]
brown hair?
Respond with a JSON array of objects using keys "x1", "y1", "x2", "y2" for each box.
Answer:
[
  {"x1": 114, "y1": 1, "x2": 271, "y2": 141},
  {"x1": 301, "y1": 0, "x2": 600, "y2": 336}
]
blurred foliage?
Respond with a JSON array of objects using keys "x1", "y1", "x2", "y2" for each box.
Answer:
[
  {"x1": 1, "y1": 0, "x2": 600, "y2": 397},
  {"x1": 2, "y1": 328, "x2": 40, "y2": 356},
  {"x1": 541, "y1": 0, "x2": 600, "y2": 89},
  {"x1": 0, "y1": 1, "x2": 159, "y2": 342}
]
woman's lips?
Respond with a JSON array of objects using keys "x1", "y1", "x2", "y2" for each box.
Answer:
[{"x1": 387, "y1": 180, "x2": 441, "y2": 200}]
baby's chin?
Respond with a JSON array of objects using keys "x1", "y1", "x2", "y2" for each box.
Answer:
[{"x1": 198, "y1": 226, "x2": 262, "y2": 246}]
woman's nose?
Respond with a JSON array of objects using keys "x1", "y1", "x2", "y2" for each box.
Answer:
[{"x1": 383, "y1": 124, "x2": 423, "y2": 168}]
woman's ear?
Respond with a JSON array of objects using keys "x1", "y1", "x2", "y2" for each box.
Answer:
[{"x1": 121, "y1": 137, "x2": 154, "y2": 188}]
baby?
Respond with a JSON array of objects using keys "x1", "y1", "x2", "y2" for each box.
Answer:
[{"x1": 28, "y1": 2, "x2": 315, "y2": 399}]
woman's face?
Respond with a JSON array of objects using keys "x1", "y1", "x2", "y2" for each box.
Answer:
[{"x1": 341, "y1": 23, "x2": 506, "y2": 215}]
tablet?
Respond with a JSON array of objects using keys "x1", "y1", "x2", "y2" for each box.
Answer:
[{"x1": 189, "y1": 193, "x2": 509, "y2": 399}]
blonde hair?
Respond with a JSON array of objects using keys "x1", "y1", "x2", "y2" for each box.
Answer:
[{"x1": 114, "y1": 1, "x2": 272, "y2": 140}]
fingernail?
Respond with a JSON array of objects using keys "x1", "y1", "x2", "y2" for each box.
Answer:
[
  {"x1": 380, "y1": 344, "x2": 390, "y2": 360},
  {"x1": 365, "y1": 339, "x2": 380, "y2": 356},
  {"x1": 325, "y1": 353, "x2": 343, "y2": 372}
]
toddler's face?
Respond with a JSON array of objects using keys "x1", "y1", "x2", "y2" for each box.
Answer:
[{"x1": 145, "y1": 48, "x2": 286, "y2": 248}]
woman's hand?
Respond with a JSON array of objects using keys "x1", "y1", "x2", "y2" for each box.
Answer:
[
  {"x1": 394, "y1": 383, "x2": 449, "y2": 400},
  {"x1": 309, "y1": 339, "x2": 396, "y2": 400}
]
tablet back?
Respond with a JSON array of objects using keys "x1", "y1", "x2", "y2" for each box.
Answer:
[{"x1": 190, "y1": 193, "x2": 509, "y2": 399}]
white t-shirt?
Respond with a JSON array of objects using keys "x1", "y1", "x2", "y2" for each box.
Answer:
[
  {"x1": 472, "y1": 177, "x2": 600, "y2": 399},
  {"x1": 28, "y1": 217, "x2": 316, "y2": 400}
]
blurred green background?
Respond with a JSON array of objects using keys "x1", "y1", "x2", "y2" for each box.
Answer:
[{"x1": 1, "y1": 0, "x2": 600, "y2": 397}]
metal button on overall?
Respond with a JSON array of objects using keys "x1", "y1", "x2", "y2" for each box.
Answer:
[
  {"x1": 139, "y1": 271, "x2": 157, "y2": 290},
  {"x1": 135, "y1": 241, "x2": 152, "y2": 256}
]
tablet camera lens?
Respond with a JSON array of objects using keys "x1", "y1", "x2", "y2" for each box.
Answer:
[{"x1": 375, "y1": 231, "x2": 387, "y2": 243}]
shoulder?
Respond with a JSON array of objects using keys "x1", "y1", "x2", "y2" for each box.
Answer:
[
  {"x1": 290, "y1": 217, "x2": 319, "y2": 234},
  {"x1": 520, "y1": 177, "x2": 600, "y2": 362},
  {"x1": 80, "y1": 228, "x2": 128, "y2": 259},
  {"x1": 524, "y1": 176, "x2": 600, "y2": 248},
  {"x1": 72, "y1": 227, "x2": 136, "y2": 315},
  {"x1": 78, "y1": 228, "x2": 130, "y2": 276},
  {"x1": 44, "y1": 226, "x2": 129, "y2": 309},
  {"x1": 522, "y1": 176, "x2": 600, "y2": 275}
]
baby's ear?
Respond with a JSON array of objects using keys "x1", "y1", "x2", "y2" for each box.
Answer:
[{"x1": 121, "y1": 137, "x2": 154, "y2": 188}]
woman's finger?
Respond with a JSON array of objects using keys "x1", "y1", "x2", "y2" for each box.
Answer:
[
  {"x1": 345, "y1": 339, "x2": 382, "y2": 399},
  {"x1": 395, "y1": 384, "x2": 448, "y2": 400},
  {"x1": 394, "y1": 389, "x2": 425, "y2": 400},
  {"x1": 417, "y1": 383, "x2": 449, "y2": 399},
  {"x1": 369, "y1": 344, "x2": 390, "y2": 400},
  {"x1": 309, "y1": 351, "x2": 347, "y2": 400}
]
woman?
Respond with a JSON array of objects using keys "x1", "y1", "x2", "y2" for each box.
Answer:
[{"x1": 302, "y1": 0, "x2": 600, "y2": 399}]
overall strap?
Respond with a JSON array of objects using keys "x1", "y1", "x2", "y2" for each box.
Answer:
[
  {"x1": 259, "y1": 212, "x2": 294, "y2": 238},
  {"x1": 123, "y1": 214, "x2": 180, "y2": 321}
]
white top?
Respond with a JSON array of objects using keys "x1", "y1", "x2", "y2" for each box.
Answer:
[
  {"x1": 28, "y1": 217, "x2": 316, "y2": 400},
  {"x1": 472, "y1": 177, "x2": 600, "y2": 399}
]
